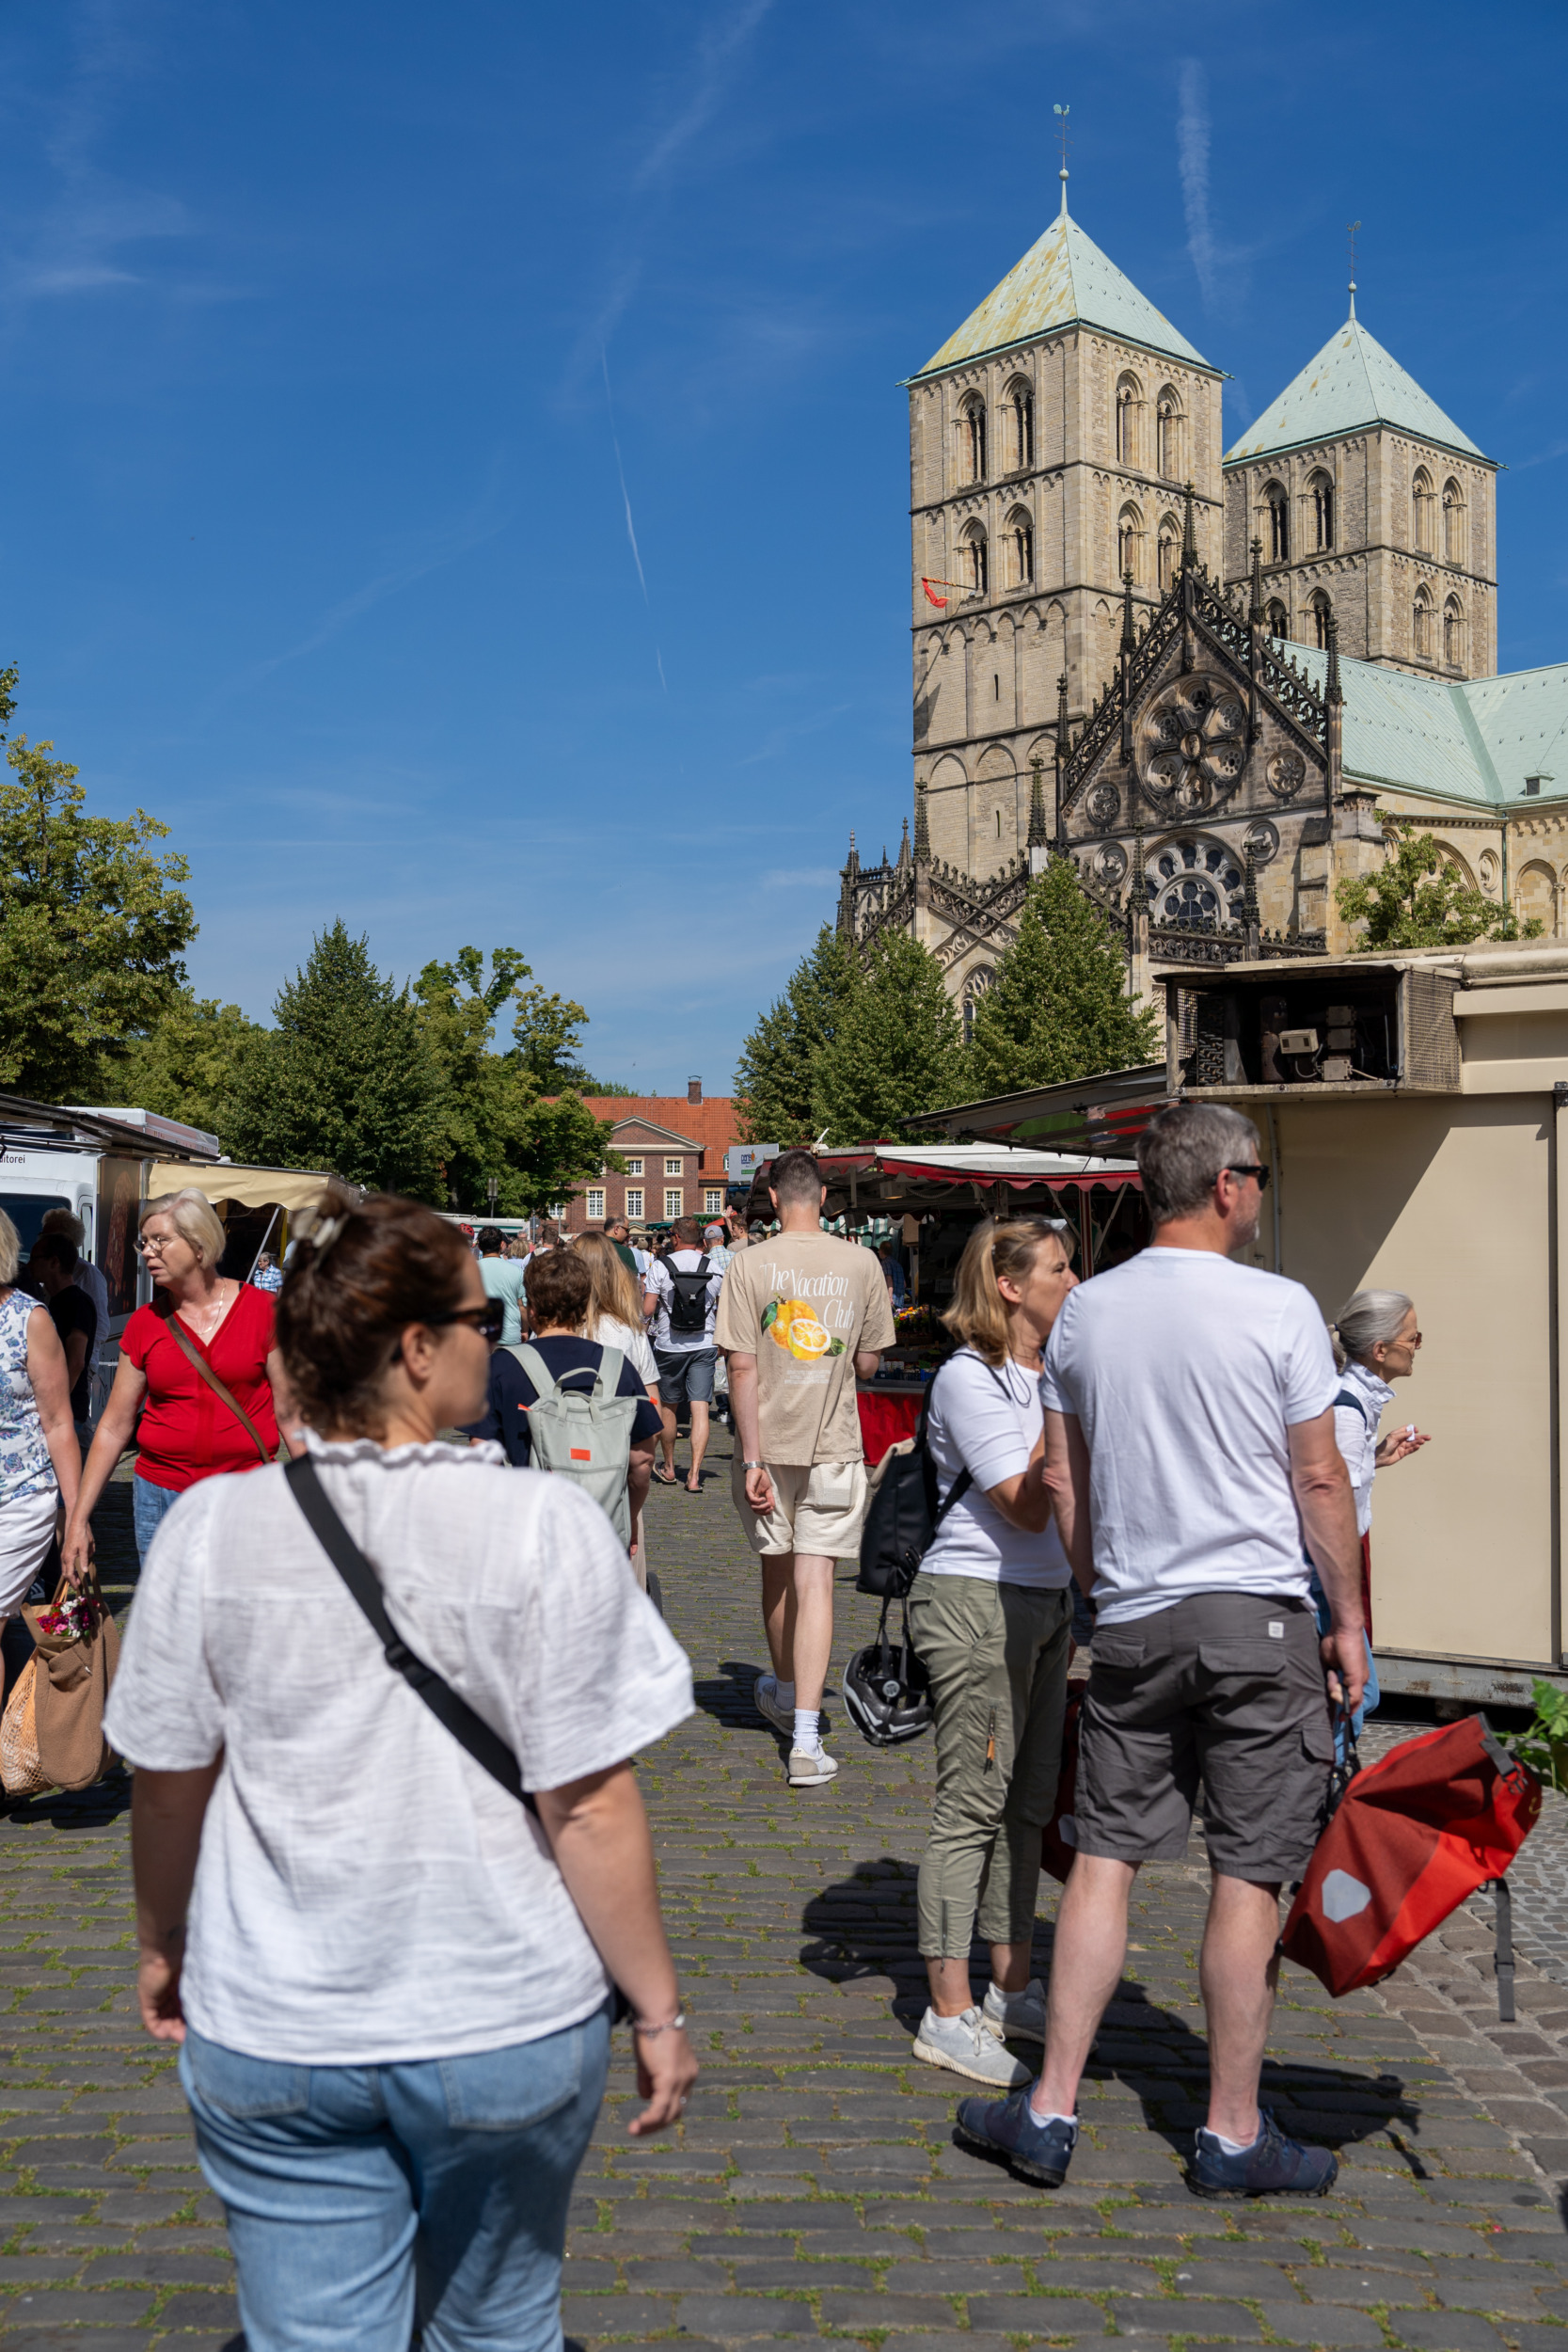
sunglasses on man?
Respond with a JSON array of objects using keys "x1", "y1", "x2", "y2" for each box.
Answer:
[{"x1": 1224, "y1": 1163, "x2": 1272, "y2": 1191}]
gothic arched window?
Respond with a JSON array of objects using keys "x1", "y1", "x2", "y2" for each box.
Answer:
[
  {"x1": 961, "y1": 966, "x2": 994, "y2": 1045},
  {"x1": 1266, "y1": 599, "x2": 1289, "y2": 641},
  {"x1": 1006, "y1": 379, "x2": 1034, "y2": 472},
  {"x1": 1116, "y1": 373, "x2": 1142, "y2": 468},
  {"x1": 1412, "y1": 468, "x2": 1434, "y2": 554},
  {"x1": 1443, "y1": 480, "x2": 1466, "y2": 566},
  {"x1": 1266, "y1": 483, "x2": 1289, "y2": 564},
  {"x1": 1308, "y1": 471, "x2": 1335, "y2": 551},
  {"x1": 958, "y1": 395, "x2": 987, "y2": 485},
  {"x1": 961, "y1": 523, "x2": 989, "y2": 596},
  {"x1": 1413, "y1": 586, "x2": 1433, "y2": 659},
  {"x1": 1157, "y1": 517, "x2": 1180, "y2": 593},
  {"x1": 1117, "y1": 503, "x2": 1143, "y2": 584},
  {"x1": 1311, "y1": 593, "x2": 1333, "y2": 650},
  {"x1": 1157, "y1": 390, "x2": 1183, "y2": 481},
  {"x1": 1006, "y1": 507, "x2": 1034, "y2": 588},
  {"x1": 1444, "y1": 596, "x2": 1465, "y2": 668}
]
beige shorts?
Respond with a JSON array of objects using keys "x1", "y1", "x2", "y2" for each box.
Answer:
[{"x1": 733, "y1": 1456, "x2": 870, "y2": 1560}]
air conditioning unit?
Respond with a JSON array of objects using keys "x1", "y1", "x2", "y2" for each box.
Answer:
[{"x1": 1165, "y1": 963, "x2": 1461, "y2": 1095}]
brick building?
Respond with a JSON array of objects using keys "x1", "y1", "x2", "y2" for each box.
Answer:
[{"x1": 559, "y1": 1080, "x2": 742, "y2": 1236}]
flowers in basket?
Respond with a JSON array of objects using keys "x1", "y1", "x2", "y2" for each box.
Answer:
[{"x1": 35, "y1": 1589, "x2": 103, "y2": 1643}]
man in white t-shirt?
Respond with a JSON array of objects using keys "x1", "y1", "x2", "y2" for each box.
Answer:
[
  {"x1": 953, "y1": 1102, "x2": 1363, "y2": 2201},
  {"x1": 644, "y1": 1218, "x2": 725, "y2": 1494}
]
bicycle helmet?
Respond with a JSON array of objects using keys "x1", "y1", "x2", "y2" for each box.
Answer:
[{"x1": 843, "y1": 1597, "x2": 932, "y2": 1747}]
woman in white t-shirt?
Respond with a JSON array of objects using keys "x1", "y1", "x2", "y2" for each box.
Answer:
[
  {"x1": 908, "y1": 1216, "x2": 1078, "y2": 2090},
  {"x1": 103, "y1": 1186, "x2": 697, "y2": 2352}
]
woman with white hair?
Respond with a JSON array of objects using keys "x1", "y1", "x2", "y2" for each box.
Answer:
[
  {"x1": 62, "y1": 1190, "x2": 294, "y2": 1575},
  {"x1": 0, "y1": 1209, "x2": 82, "y2": 1614}
]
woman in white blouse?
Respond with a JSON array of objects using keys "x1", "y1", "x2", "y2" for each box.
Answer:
[
  {"x1": 104, "y1": 1186, "x2": 697, "y2": 2352},
  {"x1": 907, "y1": 1216, "x2": 1078, "y2": 2091}
]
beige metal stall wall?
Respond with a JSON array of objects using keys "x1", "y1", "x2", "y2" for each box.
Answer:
[
  {"x1": 149, "y1": 1161, "x2": 331, "y2": 1215},
  {"x1": 1237, "y1": 1092, "x2": 1556, "y2": 1676}
]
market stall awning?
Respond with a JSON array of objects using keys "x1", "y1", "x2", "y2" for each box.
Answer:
[
  {"x1": 150, "y1": 1160, "x2": 334, "y2": 1215},
  {"x1": 817, "y1": 1140, "x2": 1139, "y2": 1222},
  {"x1": 897, "y1": 1067, "x2": 1172, "y2": 1159}
]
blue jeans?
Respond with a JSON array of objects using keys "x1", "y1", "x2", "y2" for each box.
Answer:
[
  {"x1": 180, "y1": 2006, "x2": 610, "y2": 2352},
  {"x1": 132, "y1": 1473, "x2": 181, "y2": 1563},
  {"x1": 1307, "y1": 1565, "x2": 1380, "y2": 1761}
]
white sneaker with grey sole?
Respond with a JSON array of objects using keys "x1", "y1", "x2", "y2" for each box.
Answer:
[
  {"x1": 787, "y1": 1746, "x2": 838, "y2": 1788},
  {"x1": 983, "y1": 1976, "x2": 1047, "y2": 2045},
  {"x1": 753, "y1": 1675, "x2": 792, "y2": 1738},
  {"x1": 911, "y1": 2005, "x2": 1031, "y2": 2087}
]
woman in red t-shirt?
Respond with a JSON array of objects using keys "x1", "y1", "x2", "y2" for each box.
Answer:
[{"x1": 62, "y1": 1189, "x2": 294, "y2": 1578}]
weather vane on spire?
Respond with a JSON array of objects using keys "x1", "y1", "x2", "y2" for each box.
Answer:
[
  {"x1": 1347, "y1": 219, "x2": 1360, "y2": 319},
  {"x1": 1053, "y1": 103, "x2": 1069, "y2": 215}
]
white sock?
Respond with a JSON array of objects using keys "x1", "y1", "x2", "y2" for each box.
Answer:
[
  {"x1": 773, "y1": 1679, "x2": 795, "y2": 1708},
  {"x1": 1202, "y1": 2124, "x2": 1259, "y2": 2155},
  {"x1": 792, "y1": 1708, "x2": 820, "y2": 1754},
  {"x1": 1029, "y1": 2103, "x2": 1075, "y2": 2126}
]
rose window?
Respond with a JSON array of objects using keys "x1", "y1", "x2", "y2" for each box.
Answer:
[
  {"x1": 1140, "y1": 676, "x2": 1247, "y2": 813},
  {"x1": 1149, "y1": 837, "x2": 1244, "y2": 928}
]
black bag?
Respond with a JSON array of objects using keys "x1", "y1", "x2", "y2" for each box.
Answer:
[
  {"x1": 855, "y1": 1372, "x2": 971, "y2": 1598},
  {"x1": 666, "y1": 1253, "x2": 712, "y2": 1336}
]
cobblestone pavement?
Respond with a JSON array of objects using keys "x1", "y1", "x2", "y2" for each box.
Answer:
[{"x1": 0, "y1": 1439, "x2": 1560, "y2": 2348}]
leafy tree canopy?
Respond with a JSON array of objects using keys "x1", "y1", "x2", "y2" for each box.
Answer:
[
  {"x1": 969, "y1": 856, "x2": 1161, "y2": 1096},
  {"x1": 104, "y1": 991, "x2": 268, "y2": 1140},
  {"x1": 0, "y1": 671, "x2": 197, "y2": 1102},
  {"x1": 735, "y1": 925, "x2": 863, "y2": 1145},
  {"x1": 812, "y1": 930, "x2": 964, "y2": 1145},
  {"x1": 1338, "y1": 821, "x2": 1543, "y2": 951}
]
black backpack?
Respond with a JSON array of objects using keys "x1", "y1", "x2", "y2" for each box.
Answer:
[
  {"x1": 856, "y1": 1369, "x2": 972, "y2": 1599},
  {"x1": 666, "y1": 1253, "x2": 712, "y2": 1337}
]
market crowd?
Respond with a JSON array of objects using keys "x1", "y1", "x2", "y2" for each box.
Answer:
[{"x1": 0, "y1": 1104, "x2": 1430, "y2": 2349}]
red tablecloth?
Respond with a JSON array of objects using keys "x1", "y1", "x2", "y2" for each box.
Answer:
[{"x1": 857, "y1": 1388, "x2": 923, "y2": 1468}]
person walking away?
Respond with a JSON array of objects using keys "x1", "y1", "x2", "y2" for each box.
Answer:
[
  {"x1": 250, "y1": 1250, "x2": 283, "y2": 1295},
  {"x1": 577, "y1": 1232, "x2": 663, "y2": 1585},
  {"x1": 477, "y1": 1225, "x2": 530, "y2": 1346},
  {"x1": 465, "y1": 1247, "x2": 659, "y2": 1560},
  {"x1": 0, "y1": 1211, "x2": 81, "y2": 1632},
  {"x1": 103, "y1": 1184, "x2": 697, "y2": 2351},
  {"x1": 40, "y1": 1211, "x2": 109, "y2": 1429},
  {"x1": 954, "y1": 1104, "x2": 1364, "y2": 2198},
  {"x1": 643, "y1": 1218, "x2": 723, "y2": 1493},
  {"x1": 62, "y1": 1191, "x2": 293, "y2": 1577},
  {"x1": 1314, "y1": 1290, "x2": 1430, "y2": 1749},
  {"x1": 703, "y1": 1225, "x2": 736, "y2": 1428},
  {"x1": 607, "y1": 1220, "x2": 640, "y2": 1278},
  {"x1": 911, "y1": 1218, "x2": 1078, "y2": 2088},
  {"x1": 716, "y1": 1149, "x2": 895, "y2": 1789},
  {"x1": 878, "y1": 1241, "x2": 909, "y2": 1311},
  {"x1": 30, "y1": 1235, "x2": 97, "y2": 1454}
]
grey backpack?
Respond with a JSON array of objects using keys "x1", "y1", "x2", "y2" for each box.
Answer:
[{"x1": 509, "y1": 1343, "x2": 638, "y2": 1548}]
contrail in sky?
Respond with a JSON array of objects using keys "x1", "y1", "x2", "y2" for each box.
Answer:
[
  {"x1": 1177, "y1": 60, "x2": 1218, "y2": 310},
  {"x1": 601, "y1": 345, "x2": 667, "y2": 694}
]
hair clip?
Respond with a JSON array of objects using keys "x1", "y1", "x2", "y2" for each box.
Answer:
[{"x1": 299, "y1": 1209, "x2": 347, "y2": 1262}]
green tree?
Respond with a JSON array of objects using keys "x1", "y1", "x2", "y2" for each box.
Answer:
[
  {"x1": 968, "y1": 857, "x2": 1161, "y2": 1095},
  {"x1": 1338, "y1": 820, "x2": 1543, "y2": 950},
  {"x1": 103, "y1": 990, "x2": 269, "y2": 1138},
  {"x1": 0, "y1": 674, "x2": 197, "y2": 1101},
  {"x1": 735, "y1": 925, "x2": 863, "y2": 1144},
  {"x1": 812, "y1": 930, "x2": 964, "y2": 1144},
  {"x1": 414, "y1": 946, "x2": 618, "y2": 1215},
  {"x1": 225, "y1": 922, "x2": 447, "y2": 1194}
]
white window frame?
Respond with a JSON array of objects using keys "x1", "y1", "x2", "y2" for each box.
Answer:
[
  {"x1": 625, "y1": 1156, "x2": 643, "y2": 1177},
  {"x1": 625, "y1": 1188, "x2": 643, "y2": 1220},
  {"x1": 664, "y1": 1156, "x2": 683, "y2": 1178},
  {"x1": 664, "y1": 1187, "x2": 683, "y2": 1219},
  {"x1": 585, "y1": 1189, "x2": 605, "y2": 1220},
  {"x1": 703, "y1": 1186, "x2": 723, "y2": 1216}
]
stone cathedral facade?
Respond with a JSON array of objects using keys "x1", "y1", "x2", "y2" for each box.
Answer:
[{"x1": 839, "y1": 170, "x2": 1568, "y2": 1019}]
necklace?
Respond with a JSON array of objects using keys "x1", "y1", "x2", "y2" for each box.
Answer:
[{"x1": 177, "y1": 1282, "x2": 235, "y2": 1346}]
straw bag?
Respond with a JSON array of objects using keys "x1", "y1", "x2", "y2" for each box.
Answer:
[{"x1": 0, "y1": 1577, "x2": 120, "y2": 1798}]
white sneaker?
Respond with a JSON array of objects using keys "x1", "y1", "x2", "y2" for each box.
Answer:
[
  {"x1": 912, "y1": 2005, "x2": 1031, "y2": 2087},
  {"x1": 983, "y1": 1977, "x2": 1047, "y2": 2045},
  {"x1": 787, "y1": 1745, "x2": 839, "y2": 1788},
  {"x1": 754, "y1": 1674, "x2": 792, "y2": 1737}
]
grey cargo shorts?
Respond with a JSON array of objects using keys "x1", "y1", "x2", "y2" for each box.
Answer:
[{"x1": 1075, "y1": 1590, "x2": 1335, "y2": 1883}]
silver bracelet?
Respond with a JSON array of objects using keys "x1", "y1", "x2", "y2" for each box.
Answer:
[
  {"x1": 631, "y1": 2009, "x2": 687, "y2": 2035},
  {"x1": 742, "y1": 1459, "x2": 765, "y2": 1470}
]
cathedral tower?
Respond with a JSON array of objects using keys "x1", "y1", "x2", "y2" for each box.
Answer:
[
  {"x1": 1223, "y1": 297, "x2": 1498, "y2": 679},
  {"x1": 907, "y1": 167, "x2": 1223, "y2": 878}
]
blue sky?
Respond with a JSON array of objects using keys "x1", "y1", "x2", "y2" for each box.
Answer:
[{"x1": 2, "y1": 0, "x2": 1564, "y2": 1095}]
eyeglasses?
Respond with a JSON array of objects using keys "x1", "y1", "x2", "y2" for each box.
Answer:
[
  {"x1": 428, "y1": 1303, "x2": 506, "y2": 1343},
  {"x1": 1223, "y1": 1164, "x2": 1272, "y2": 1190}
]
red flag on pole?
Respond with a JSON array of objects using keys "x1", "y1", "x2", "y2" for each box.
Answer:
[{"x1": 922, "y1": 578, "x2": 948, "y2": 608}]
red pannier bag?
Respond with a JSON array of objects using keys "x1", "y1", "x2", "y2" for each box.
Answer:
[
  {"x1": 1281, "y1": 1716, "x2": 1540, "y2": 2004},
  {"x1": 1040, "y1": 1692, "x2": 1083, "y2": 1884}
]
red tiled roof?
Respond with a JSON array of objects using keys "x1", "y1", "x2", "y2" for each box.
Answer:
[{"x1": 578, "y1": 1095, "x2": 741, "y2": 1172}]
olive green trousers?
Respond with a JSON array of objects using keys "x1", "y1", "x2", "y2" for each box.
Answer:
[{"x1": 908, "y1": 1574, "x2": 1072, "y2": 1959}]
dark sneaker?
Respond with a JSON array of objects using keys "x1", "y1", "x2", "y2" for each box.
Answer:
[
  {"x1": 1187, "y1": 2107, "x2": 1338, "y2": 2199},
  {"x1": 954, "y1": 2087, "x2": 1077, "y2": 2186}
]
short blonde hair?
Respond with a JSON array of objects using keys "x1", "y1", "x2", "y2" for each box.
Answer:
[
  {"x1": 0, "y1": 1210, "x2": 19, "y2": 1288},
  {"x1": 139, "y1": 1188, "x2": 227, "y2": 1271},
  {"x1": 942, "y1": 1216, "x2": 1072, "y2": 1367}
]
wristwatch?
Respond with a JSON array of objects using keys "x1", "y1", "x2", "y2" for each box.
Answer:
[
  {"x1": 631, "y1": 2010, "x2": 688, "y2": 2035},
  {"x1": 742, "y1": 1459, "x2": 765, "y2": 1470}
]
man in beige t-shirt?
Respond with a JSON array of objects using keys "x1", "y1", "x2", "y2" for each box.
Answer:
[{"x1": 715, "y1": 1148, "x2": 895, "y2": 1790}]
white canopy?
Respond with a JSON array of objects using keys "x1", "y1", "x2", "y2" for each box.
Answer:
[{"x1": 150, "y1": 1160, "x2": 333, "y2": 1215}]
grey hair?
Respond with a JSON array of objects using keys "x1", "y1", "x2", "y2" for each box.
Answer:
[
  {"x1": 1135, "y1": 1102, "x2": 1261, "y2": 1226},
  {"x1": 1330, "y1": 1289, "x2": 1414, "y2": 1375}
]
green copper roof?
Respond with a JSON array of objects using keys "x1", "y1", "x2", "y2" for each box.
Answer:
[
  {"x1": 1225, "y1": 310, "x2": 1489, "y2": 467},
  {"x1": 1286, "y1": 645, "x2": 1568, "y2": 806},
  {"x1": 912, "y1": 189, "x2": 1212, "y2": 382}
]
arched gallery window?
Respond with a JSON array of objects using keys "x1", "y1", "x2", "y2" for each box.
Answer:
[
  {"x1": 1157, "y1": 516, "x2": 1180, "y2": 593},
  {"x1": 1116, "y1": 373, "x2": 1141, "y2": 468},
  {"x1": 958, "y1": 396, "x2": 987, "y2": 485},
  {"x1": 1308, "y1": 472, "x2": 1335, "y2": 552},
  {"x1": 1006, "y1": 380, "x2": 1034, "y2": 472},
  {"x1": 1006, "y1": 507, "x2": 1034, "y2": 588},
  {"x1": 1444, "y1": 596, "x2": 1465, "y2": 668},
  {"x1": 961, "y1": 523, "x2": 989, "y2": 596},
  {"x1": 1266, "y1": 484, "x2": 1290, "y2": 564},
  {"x1": 961, "y1": 967, "x2": 994, "y2": 1045},
  {"x1": 1413, "y1": 586, "x2": 1433, "y2": 659},
  {"x1": 1443, "y1": 480, "x2": 1466, "y2": 566},
  {"x1": 1117, "y1": 504, "x2": 1142, "y2": 584},
  {"x1": 1412, "y1": 469, "x2": 1435, "y2": 554},
  {"x1": 1311, "y1": 592, "x2": 1333, "y2": 650},
  {"x1": 1157, "y1": 390, "x2": 1182, "y2": 481},
  {"x1": 1266, "y1": 600, "x2": 1289, "y2": 640}
]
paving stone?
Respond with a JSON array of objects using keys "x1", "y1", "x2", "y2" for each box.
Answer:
[
  {"x1": 1255, "y1": 2306, "x2": 1386, "y2": 2347},
  {"x1": 673, "y1": 2295, "x2": 817, "y2": 2335},
  {"x1": 1107, "y1": 2299, "x2": 1262, "y2": 2339},
  {"x1": 560, "y1": 2295, "x2": 680, "y2": 2335},
  {"x1": 1168, "y1": 2260, "x2": 1299, "y2": 2297},
  {"x1": 1389, "y1": 2316, "x2": 1510, "y2": 2350}
]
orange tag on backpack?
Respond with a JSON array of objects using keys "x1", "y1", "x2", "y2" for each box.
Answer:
[{"x1": 570, "y1": 1448, "x2": 592, "y2": 1461}]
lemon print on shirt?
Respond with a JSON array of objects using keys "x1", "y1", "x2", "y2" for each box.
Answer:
[{"x1": 761, "y1": 1298, "x2": 846, "y2": 1361}]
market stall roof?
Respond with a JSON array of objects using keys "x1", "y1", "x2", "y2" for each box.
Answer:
[
  {"x1": 897, "y1": 1067, "x2": 1172, "y2": 1160},
  {"x1": 817, "y1": 1139, "x2": 1139, "y2": 1220},
  {"x1": 150, "y1": 1160, "x2": 335, "y2": 1215},
  {"x1": 0, "y1": 1093, "x2": 199, "y2": 1159}
]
